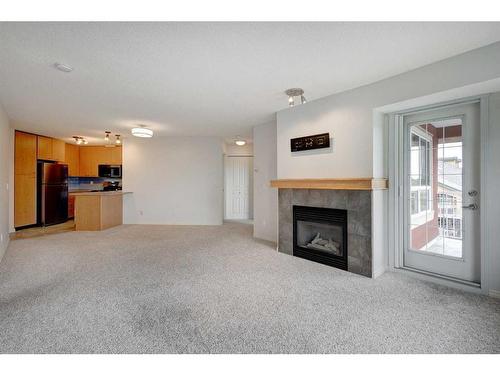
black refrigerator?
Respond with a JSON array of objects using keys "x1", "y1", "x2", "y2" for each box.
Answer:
[{"x1": 37, "y1": 162, "x2": 68, "y2": 226}]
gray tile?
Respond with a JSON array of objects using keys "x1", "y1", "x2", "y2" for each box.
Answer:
[
  {"x1": 347, "y1": 191, "x2": 371, "y2": 212},
  {"x1": 348, "y1": 211, "x2": 371, "y2": 237},
  {"x1": 278, "y1": 188, "x2": 373, "y2": 278}
]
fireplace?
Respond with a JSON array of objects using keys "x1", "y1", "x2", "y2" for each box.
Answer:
[{"x1": 293, "y1": 205, "x2": 348, "y2": 270}]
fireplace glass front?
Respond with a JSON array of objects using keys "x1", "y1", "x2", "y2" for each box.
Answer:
[{"x1": 293, "y1": 205, "x2": 348, "y2": 270}]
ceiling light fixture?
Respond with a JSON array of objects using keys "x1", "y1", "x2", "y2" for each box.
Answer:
[
  {"x1": 131, "y1": 125, "x2": 153, "y2": 138},
  {"x1": 285, "y1": 88, "x2": 306, "y2": 107},
  {"x1": 104, "y1": 131, "x2": 111, "y2": 142},
  {"x1": 115, "y1": 135, "x2": 121, "y2": 144},
  {"x1": 54, "y1": 62, "x2": 73, "y2": 73},
  {"x1": 73, "y1": 136, "x2": 87, "y2": 145}
]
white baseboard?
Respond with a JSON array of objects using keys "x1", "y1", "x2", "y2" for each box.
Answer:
[
  {"x1": 489, "y1": 289, "x2": 500, "y2": 299},
  {"x1": 0, "y1": 236, "x2": 9, "y2": 265},
  {"x1": 372, "y1": 266, "x2": 386, "y2": 279}
]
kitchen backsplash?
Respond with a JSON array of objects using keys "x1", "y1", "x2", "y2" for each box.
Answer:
[{"x1": 69, "y1": 177, "x2": 121, "y2": 191}]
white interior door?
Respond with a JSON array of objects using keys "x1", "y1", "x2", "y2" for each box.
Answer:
[
  {"x1": 402, "y1": 102, "x2": 481, "y2": 283},
  {"x1": 224, "y1": 156, "x2": 253, "y2": 220}
]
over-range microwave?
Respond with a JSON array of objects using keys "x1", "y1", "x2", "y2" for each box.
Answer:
[{"x1": 98, "y1": 164, "x2": 122, "y2": 178}]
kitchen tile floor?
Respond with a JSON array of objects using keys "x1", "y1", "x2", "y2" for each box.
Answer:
[{"x1": 10, "y1": 220, "x2": 75, "y2": 240}]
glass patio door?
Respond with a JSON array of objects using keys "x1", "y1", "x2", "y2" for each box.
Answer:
[{"x1": 402, "y1": 102, "x2": 481, "y2": 283}]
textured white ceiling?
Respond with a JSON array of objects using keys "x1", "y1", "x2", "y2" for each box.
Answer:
[{"x1": 1, "y1": 22, "x2": 500, "y2": 144}]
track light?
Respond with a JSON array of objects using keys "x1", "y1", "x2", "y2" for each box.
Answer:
[
  {"x1": 285, "y1": 88, "x2": 306, "y2": 107},
  {"x1": 73, "y1": 136, "x2": 87, "y2": 145}
]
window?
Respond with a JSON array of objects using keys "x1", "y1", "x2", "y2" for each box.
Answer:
[{"x1": 409, "y1": 128, "x2": 433, "y2": 219}]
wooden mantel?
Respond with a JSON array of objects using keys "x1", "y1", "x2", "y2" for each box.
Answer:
[{"x1": 270, "y1": 178, "x2": 388, "y2": 190}]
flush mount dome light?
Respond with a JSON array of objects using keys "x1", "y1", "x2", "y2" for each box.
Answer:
[
  {"x1": 54, "y1": 62, "x2": 73, "y2": 73},
  {"x1": 131, "y1": 125, "x2": 153, "y2": 138}
]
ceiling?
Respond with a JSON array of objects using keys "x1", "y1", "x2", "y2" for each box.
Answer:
[{"x1": 1, "y1": 22, "x2": 500, "y2": 144}]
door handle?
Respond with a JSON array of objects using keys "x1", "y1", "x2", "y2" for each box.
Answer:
[{"x1": 462, "y1": 203, "x2": 478, "y2": 210}]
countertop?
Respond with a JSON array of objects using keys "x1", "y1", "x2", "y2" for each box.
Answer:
[{"x1": 70, "y1": 191, "x2": 132, "y2": 196}]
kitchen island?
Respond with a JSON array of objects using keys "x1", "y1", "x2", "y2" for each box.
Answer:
[{"x1": 71, "y1": 191, "x2": 132, "y2": 231}]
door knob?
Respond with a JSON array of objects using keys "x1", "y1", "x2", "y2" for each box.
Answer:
[{"x1": 462, "y1": 203, "x2": 478, "y2": 210}]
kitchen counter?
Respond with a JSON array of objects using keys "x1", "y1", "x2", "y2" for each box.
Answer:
[
  {"x1": 74, "y1": 191, "x2": 132, "y2": 231},
  {"x1": 71, "y1": 191, "x2": 131, "y2": 196}
]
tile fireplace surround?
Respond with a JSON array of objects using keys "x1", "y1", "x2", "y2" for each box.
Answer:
[{"x1": 272, "y1": 178, "x2": 388, "y2": 278}]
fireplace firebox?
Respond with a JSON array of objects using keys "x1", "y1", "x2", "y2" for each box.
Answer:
[{"x1": 293, "y1": 205, "x2": 348, "y2": 270}]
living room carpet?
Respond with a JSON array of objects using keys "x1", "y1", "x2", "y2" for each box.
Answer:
[{"x1": 0, "y1": 223, "x2": 499, "y2": 353}]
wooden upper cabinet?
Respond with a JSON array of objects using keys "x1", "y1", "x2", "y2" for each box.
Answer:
[
  {"x1": 65, "y1": 143, "x2": 80, "y2": 176},
  {"x1": 78, "y1": 146, "x2": 122, "y2": 177},
  {"x1": 79, "y1": 146, "x2": 100, "y2": 177},
  {"x1": 52, "y1": 139, "x2": 65, "y2": 161},
  {"x1": 15, "y1": 131, "x2": 37, "y2": 175},
  {"x1": 37, "y1": 135, "x2": 53, "y2": 160},
  {"x1": 14, "y1": 131, "x2": 37, "y2": 227},
  {"x1": 110, "y1": 146, "x2": 122, "y2": 164},
  {"x1": 37, "y1": 136, "x2": 65, "y2": 161}
]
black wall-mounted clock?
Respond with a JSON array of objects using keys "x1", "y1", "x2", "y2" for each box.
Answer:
[{"x1": 290, "y1": 133, "x2": 330, "y2": 152}]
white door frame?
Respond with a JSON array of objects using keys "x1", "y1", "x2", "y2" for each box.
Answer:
[{"x1": 387, "y1": 95, "x2": 489, "y2": 294}]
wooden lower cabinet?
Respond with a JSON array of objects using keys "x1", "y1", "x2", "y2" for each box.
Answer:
[
  {"x1": 68, "y1": 195, "x2": 75, "y2": 218},
  {"x1": 14, "y1": 174, "x2": 37, "y2": 227},
  {"x1": 74, "y1": 193, "x2": 124, "y2": 231}
]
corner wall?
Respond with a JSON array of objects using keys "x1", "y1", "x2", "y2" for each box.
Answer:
[
  {"x1": 486, "y1": 93, "x2": 500, "y2": 296},
  {"x1": 253, "y1": 121, "x2": 278, "y2": 243},
  {"x1": 0, "y1": 102, "x2": 10, "y2": 261},
  {"x1": 123, "y1": 136, "x2": 224, "y2": 225}
]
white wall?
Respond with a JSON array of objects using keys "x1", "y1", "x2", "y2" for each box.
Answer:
[
  {"x1": 275, "y1": 42, "x2": 500, "y2": 291},
  {"x1": 123, "y1": 136, "x2": 224, "y2": 225},
  {"x1": 224, "y1": 142, "x2": 253, "y2": 156},
  {"x1": 253, "y1": 121, "x2": 278, "y2": 243},
  {"x1": 277, "y1": 42, "x2": 500, "y2": 179},
  {"x1": 486, "y1": 93, "x2": 500, "y2": 296},
  {"x1": 0, "y1": 102, "x2": 10, "y2": 261}
]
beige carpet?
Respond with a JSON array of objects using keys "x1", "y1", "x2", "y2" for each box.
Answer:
[{"x1": 0, "y1": 223, "x2": 499, "y2": 353}]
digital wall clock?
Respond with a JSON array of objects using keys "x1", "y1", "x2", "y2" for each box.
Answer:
[{"x1": 290, "y1": 133, "x2": 330, "y2": 152}]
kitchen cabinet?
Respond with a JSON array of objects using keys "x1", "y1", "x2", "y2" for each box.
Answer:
[
  {"x1": 37, "y1": 135, "x2": 65, "y2": 161},
  {"x1": 14, "y1": 131, "x2": 37, "y2": 227},
  {"x1": 52, "y1": 139, "x2": 66, "y2": 161},
  {"x1": 64, "y1": 143, "x2": 80, "y2": 177},
  {"x1": 79, "y1": 146, "x2": 122, "y2": 177},
  {"x1": 110, "y1": 146, "x2": 123, "y2": 165},
  {"x1": 79, "y1": 146, "x2": 101, "y2": 177},
  {"x1": 37, "y1": 135, "x2": 52, "y2": 160},
  {"x1": 68, "y1": 194, "x2": 75, "y2": 218}
]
